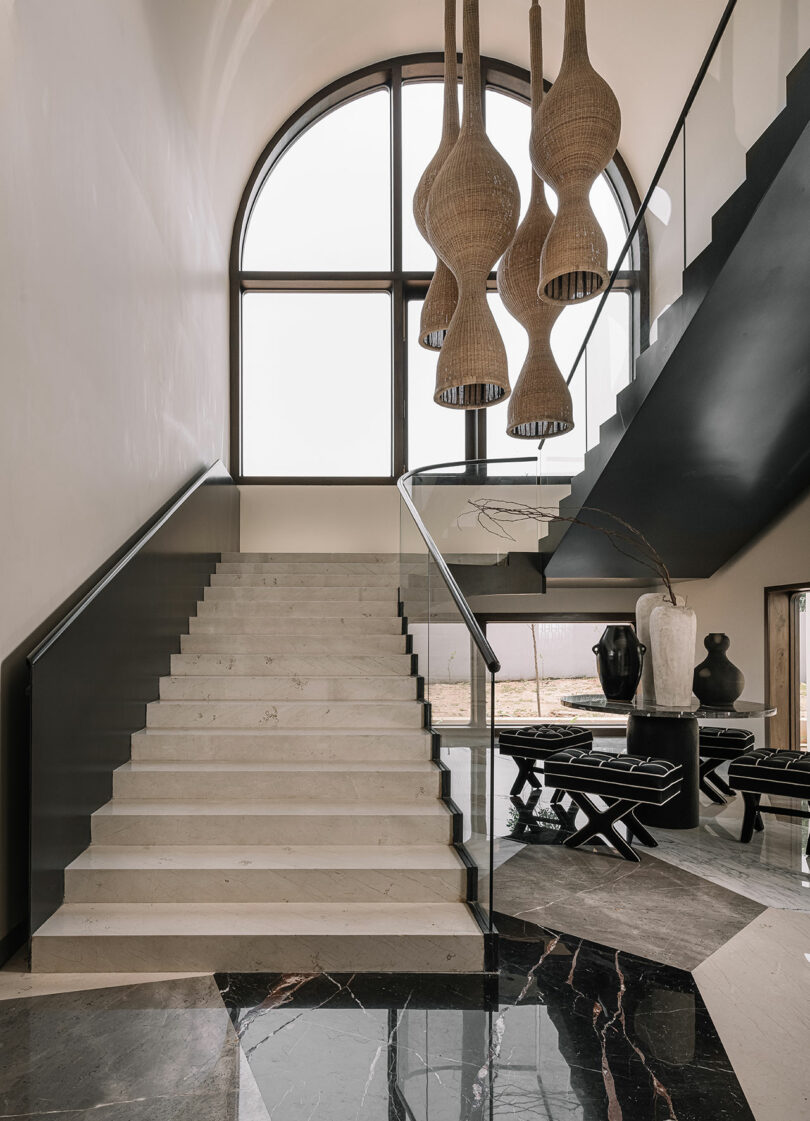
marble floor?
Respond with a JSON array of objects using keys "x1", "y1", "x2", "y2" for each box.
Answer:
[{"x1": 0, "y1": 927, "x2": 752, "y2": 1121}]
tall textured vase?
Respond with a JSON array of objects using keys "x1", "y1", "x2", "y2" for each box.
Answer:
[
  {"x1": 426, "y1": 0, "x2": 520, "y2": 407},
  {"x1": 529, "y1": 0, "x2": 621, "y2": 304},
  {"x1": 636, "y1": 591, "x2": 685, "y2": 704},
  {"x1": 649, "y1": 603, "x2": 697, "y2": 709},
  {"x1": 498, "y1": 1, "x2": 573, "y2": 438},
  {"x1": 414, "y1": 0, "x2": 459, "y2": 351}
]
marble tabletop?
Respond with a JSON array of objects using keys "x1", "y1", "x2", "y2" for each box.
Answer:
[{"x1": 562, "y1": 694, "x2": 777, "y2": 720}]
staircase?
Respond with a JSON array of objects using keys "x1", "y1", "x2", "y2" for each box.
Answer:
[
  {"x1": 543, "y1": 48, "x2": 810, "y2": 581},
  {"x1": 31, "y1": 553, "x2": 484, "y2": 973}
]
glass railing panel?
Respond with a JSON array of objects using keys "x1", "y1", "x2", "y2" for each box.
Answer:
[
  {"x1": 647, "y1": 129, "x2": 686, "y2": 345},
  {"x1": 585, "y1": 289, "x2": 633, "y2": 450},
  {"x1": 685, "y1": 0, "x2": 810, "y2": 269},
  {"x1": 425, "y1": 552, "x2": 495, "y2": 929},
  {"x1": 399, "y1": 490, "x2": 429, "y2": 683},
  {"x1": 539, "y1": 353, "x2": 586, "y2": 477}
]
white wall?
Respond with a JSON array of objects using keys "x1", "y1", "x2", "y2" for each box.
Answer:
[
  {"x1": 0, "y1": 1, "x2": 230, "y2": 948},
  {"x1": 673, "y1": 489, "x2": 810, "y2": 743}
]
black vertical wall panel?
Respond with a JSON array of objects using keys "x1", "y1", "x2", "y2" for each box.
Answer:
[{"x1": 27, "y1": 461, "x2": 239, "y2": 937}]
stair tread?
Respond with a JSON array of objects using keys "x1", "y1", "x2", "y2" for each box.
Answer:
[
  {"x1": 117, "y1": 761, "x2": 437, "y2": 774},
  {"x1": 68, "y1": 844, "x2": 463, "y2": 871},
  {"x1": 133, "y1": 727, "x2": 431, "y2": 738},
  {"x1": 94, "y1": 800, "x2": 450, "y2": 816},
  {"x1": 34, "y1": 901, "x2": 480, "y2": 938}
]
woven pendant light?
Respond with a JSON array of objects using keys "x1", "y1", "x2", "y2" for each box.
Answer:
[
  {"x1": 414, "y1": 0, "x2": 459, "y2": 350},
  {"x1": 426, "y1": 0, "x2": 520, "y2": 408},
  {"x1": 499, "y1": 2, "x2": 573, "y2": 439},
  {"x1": 529, "y1": 0, "x2": 620, "y2": 304}
]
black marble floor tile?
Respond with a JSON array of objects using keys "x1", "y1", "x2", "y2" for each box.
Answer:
[{"x1": 218, "y1": 925, "x2": 754, "y2": 1121}]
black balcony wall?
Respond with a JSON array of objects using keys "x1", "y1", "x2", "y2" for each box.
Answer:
[{"x1": 25, "y1": 461, "x2": 239, "y2": 942}]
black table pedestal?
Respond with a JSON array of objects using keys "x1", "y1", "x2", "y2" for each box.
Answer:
[{"x1": 627, "y1": 714, "x2": 700, "y2": 829}]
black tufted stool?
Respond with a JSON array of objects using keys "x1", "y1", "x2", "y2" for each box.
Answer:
[
  {"x1": 498, "y1": 724, "x2": 593, "y2": 797},
  {"x1": 544, "y1": 749, "x2": 683, "y2": 863},
  {"x1": 698, "y1": 727, "x2": 755, "y2": 804},
  {"x1": 728, "y1": 748, "x2": 810, "y2": 854}
]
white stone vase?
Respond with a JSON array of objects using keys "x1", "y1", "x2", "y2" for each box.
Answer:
[
  {"x1": 636, "y1": 591, "x2": 685, "y2": 705},
  {"x1": 649, "y1": 602, "x2": 697, "y2": 709}
]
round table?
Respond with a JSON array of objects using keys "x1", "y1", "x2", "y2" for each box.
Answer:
[{"x1": 561, "y1": 695, "x2": 776, "y2": 829}]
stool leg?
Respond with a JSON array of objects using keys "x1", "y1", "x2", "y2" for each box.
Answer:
[
  {"x1": 550, "y1": 788, "x2": 575, "y2": 831},
  {"x1": 625, "y1": 811, "x2": 658, "y2": 849},
  {"x1": 699, "y1": 758, "x2": 727, "y2": 805},
  {"x1": 562, "y1": 792, "x2": 641, "y2": 863},
  {"x1": 712, "y1": 772, "x2": 735, "y2": 798},
  {"x1": 740, "y1": 792, "x2": 762, "y2": 843},
  {"x1": 509, "y1": 759, "x2": 529, "y2": 798}
]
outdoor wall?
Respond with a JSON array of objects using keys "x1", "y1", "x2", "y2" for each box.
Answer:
[{"x1": 0, "y1": 2, "x2": 230, "y2": 956}]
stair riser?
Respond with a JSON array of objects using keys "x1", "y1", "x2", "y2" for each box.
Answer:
[
  {"x1": 221, "y1": 553, "x2": 398, "y2": 563},
  {"x1": 169, "y1": 654, "x2": 413, "y2": 677},
  {"x1": 65, "y1": 868, "x2": 465, "y2": 905},
  {"x1": 131, "y1": 731, "x2": 433, "y2": 763},
  {"x1": 187, "y1": 617, "x2": 402, "y2": 635},
  {"x1": 112, "y1": 770, "x2": 439, "y2": 802},
  {"x1": 216, "y1": 563, "x2": 399, "y2": 575},
  {"x1": 211, "y1": 574, "x2": 398, "y2": 588},
  {"x1": 158, "y1": 676, "x2": 417, "y2": 702},
  {"x1": 180, "y1": 634, "x2": 408, "y2": 654},
  {"x1": 196, "y1": 600, "x2": 396, "y2": 618},
  {"x1": 31, "y1": 933, "x2": 483, "y2": 974},
  {"x1": 145, "y1": 701, "x2": 425, "y2": 729},
  {"x1": 204, "y1": 585, "x2": 397, "y2": 603},
  {"x1": 91, "y1": 814, "x2": 452, "y2": 846}
]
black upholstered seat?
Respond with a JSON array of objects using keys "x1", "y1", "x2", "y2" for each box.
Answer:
[
  {"x1": 542, "y1": 748, "x2": 683, "y2": 862},
  {"x1": 728, "y1": 748, "x2": 810, "y2": 853},
  {"x1": 698, "y1": 727, "x2": 756, "y2": 804},
  {"x1": 498, "y1": 724, "x2": 593, "y2": 807}
]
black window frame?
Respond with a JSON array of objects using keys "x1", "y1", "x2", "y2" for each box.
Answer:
[{"x1": 230, "y1": 54, "x2": 649, "y2": 485}]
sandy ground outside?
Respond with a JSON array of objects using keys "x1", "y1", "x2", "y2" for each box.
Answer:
[{"x1": 429, "y1": 676, "x2": 625, "y2": 724}]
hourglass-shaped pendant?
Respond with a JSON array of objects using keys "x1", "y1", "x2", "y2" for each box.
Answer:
[
  {"x1": 499, "y1": 1, "x2": 573, "y2": 437},
  {"x1": 530, "y1": 0, "x2": 620, "y2": 305},
  {"x1": 413, "y1": 0, "x2": 460, "y2": 350},
  {"x1": 426, "y1": 0, "x2": 520, "y2": 407}
]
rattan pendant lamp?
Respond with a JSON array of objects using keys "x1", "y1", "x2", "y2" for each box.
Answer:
[
  {"x1": 529, "y1": 0, "x2": 620, "y2": 304},
  {"x1": 499, "y1": 1, "x2": 573, "y2": 438},
  {"x1": 414, "y1": 0, "x2": 459, "y2": 350},
  {"x1": 426, "y1": 0, "x2": 520, "y2": 407}
]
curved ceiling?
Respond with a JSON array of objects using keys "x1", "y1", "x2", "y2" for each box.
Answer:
[{"x1": 142, "y1": 0, "x2": 729, "y2": 247}]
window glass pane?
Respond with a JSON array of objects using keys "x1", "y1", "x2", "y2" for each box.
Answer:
[
  {"x1": 243, "y1": 91, "x2": 392, "y2": 271},
  {"x1": 402, "y1": 81, "x2": 463, "y2": 271},
  {"x1": 489, "y1": 621, "x2": 627, "y2": 725},
  {"x1": 407, "y1": 302, "x2": 466, "y2": 468},
  {"x1": 242, "y1": 293, "x2": 392, "y2": 476}
]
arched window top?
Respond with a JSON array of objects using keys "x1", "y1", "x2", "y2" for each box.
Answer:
[{"x1": 233, "y1": 56, "x2": 646, "y2": 482}]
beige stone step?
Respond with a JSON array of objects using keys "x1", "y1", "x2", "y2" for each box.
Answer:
[
  {"x1": 187, "y1": 615, "x2": 402, "y2": 635},
  {"x1": 90, "y1": 800, "x2": 453, "y2": 846},
  {"x1": 211, "y1": 572, "x2": 398, "y2": 588},
  {"x1": 64, "y1": 844, "x2": 466, "y2": 904},
  {"x1": 180, "y1": 633, "x2": 408, "y2": 654},
  {"x1": 195, "y1": 599, "x2": 396, "y2": 619},
  {"x1": 31, "y1": 902, "x2": 483, "y2": 973},
  {"x1": 158, "y1": 674, "x2": 417, "y2": 702},
  {"x1": 221, "y1": 553, "x2": 398, "y2": 564},
  {"x1": 111, "y1": 760, "x2": 440, "y2": 802},
  {"x1": 131, "y1": 728, "x2": 434, "y2": 763},
  {"x1": 169, "y1": 653, "x2": 413, "y2": 677},
  {"x1": 145, "y1": 699, "x2": 425, "y2": 729},
  {"x1": 216, "y1": 562, "x2": 399, "y2": 575},
  {"x1": 204, "y1": 584, "x2": 397, "y2": 603}
]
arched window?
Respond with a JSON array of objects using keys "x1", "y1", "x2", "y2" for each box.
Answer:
[{"x1": 231, "y1": 56, "x2": 646, "y2": 482}]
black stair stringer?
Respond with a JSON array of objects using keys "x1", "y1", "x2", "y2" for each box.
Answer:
[{"x1": 542, "y1": 46, "x2": 810, "y2": 580}]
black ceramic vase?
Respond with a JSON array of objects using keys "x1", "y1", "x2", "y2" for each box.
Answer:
[
  {"x1": 593, "y1": 625, "x2": 646, "y2": 702},
  {"x1": 693, "y1": 633, "x2": 744, "y2": 708}
]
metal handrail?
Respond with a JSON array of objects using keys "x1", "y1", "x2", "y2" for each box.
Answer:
[
  {"x1": 397, "y1": 456, "x2": 538, "y2": 673},
  {"x1": 538, "y1": 0, "x2": 740, "y2": 451}
]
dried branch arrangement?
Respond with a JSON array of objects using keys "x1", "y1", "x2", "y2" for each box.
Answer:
[{"x1": 465, "y1": 498, "x2": 677, "y2": 606}]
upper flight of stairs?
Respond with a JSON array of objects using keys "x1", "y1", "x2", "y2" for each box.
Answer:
[
  {"x1": 31, "y1": 553, "x2": 484, "y2": 974},
  {"x1": 543, "y1": 48, "x2": 810, "y2": 581}
]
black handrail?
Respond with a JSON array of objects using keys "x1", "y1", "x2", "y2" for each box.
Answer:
[
  {"x1": 29, "y1": 460, "x2": 229, "y2": 664},
  {"x1": 538, "y1": 0, "x2": 739, "y2": 451},
  {"x1": 397, "y1": 456, "x2": 538, "y2": 673}
]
